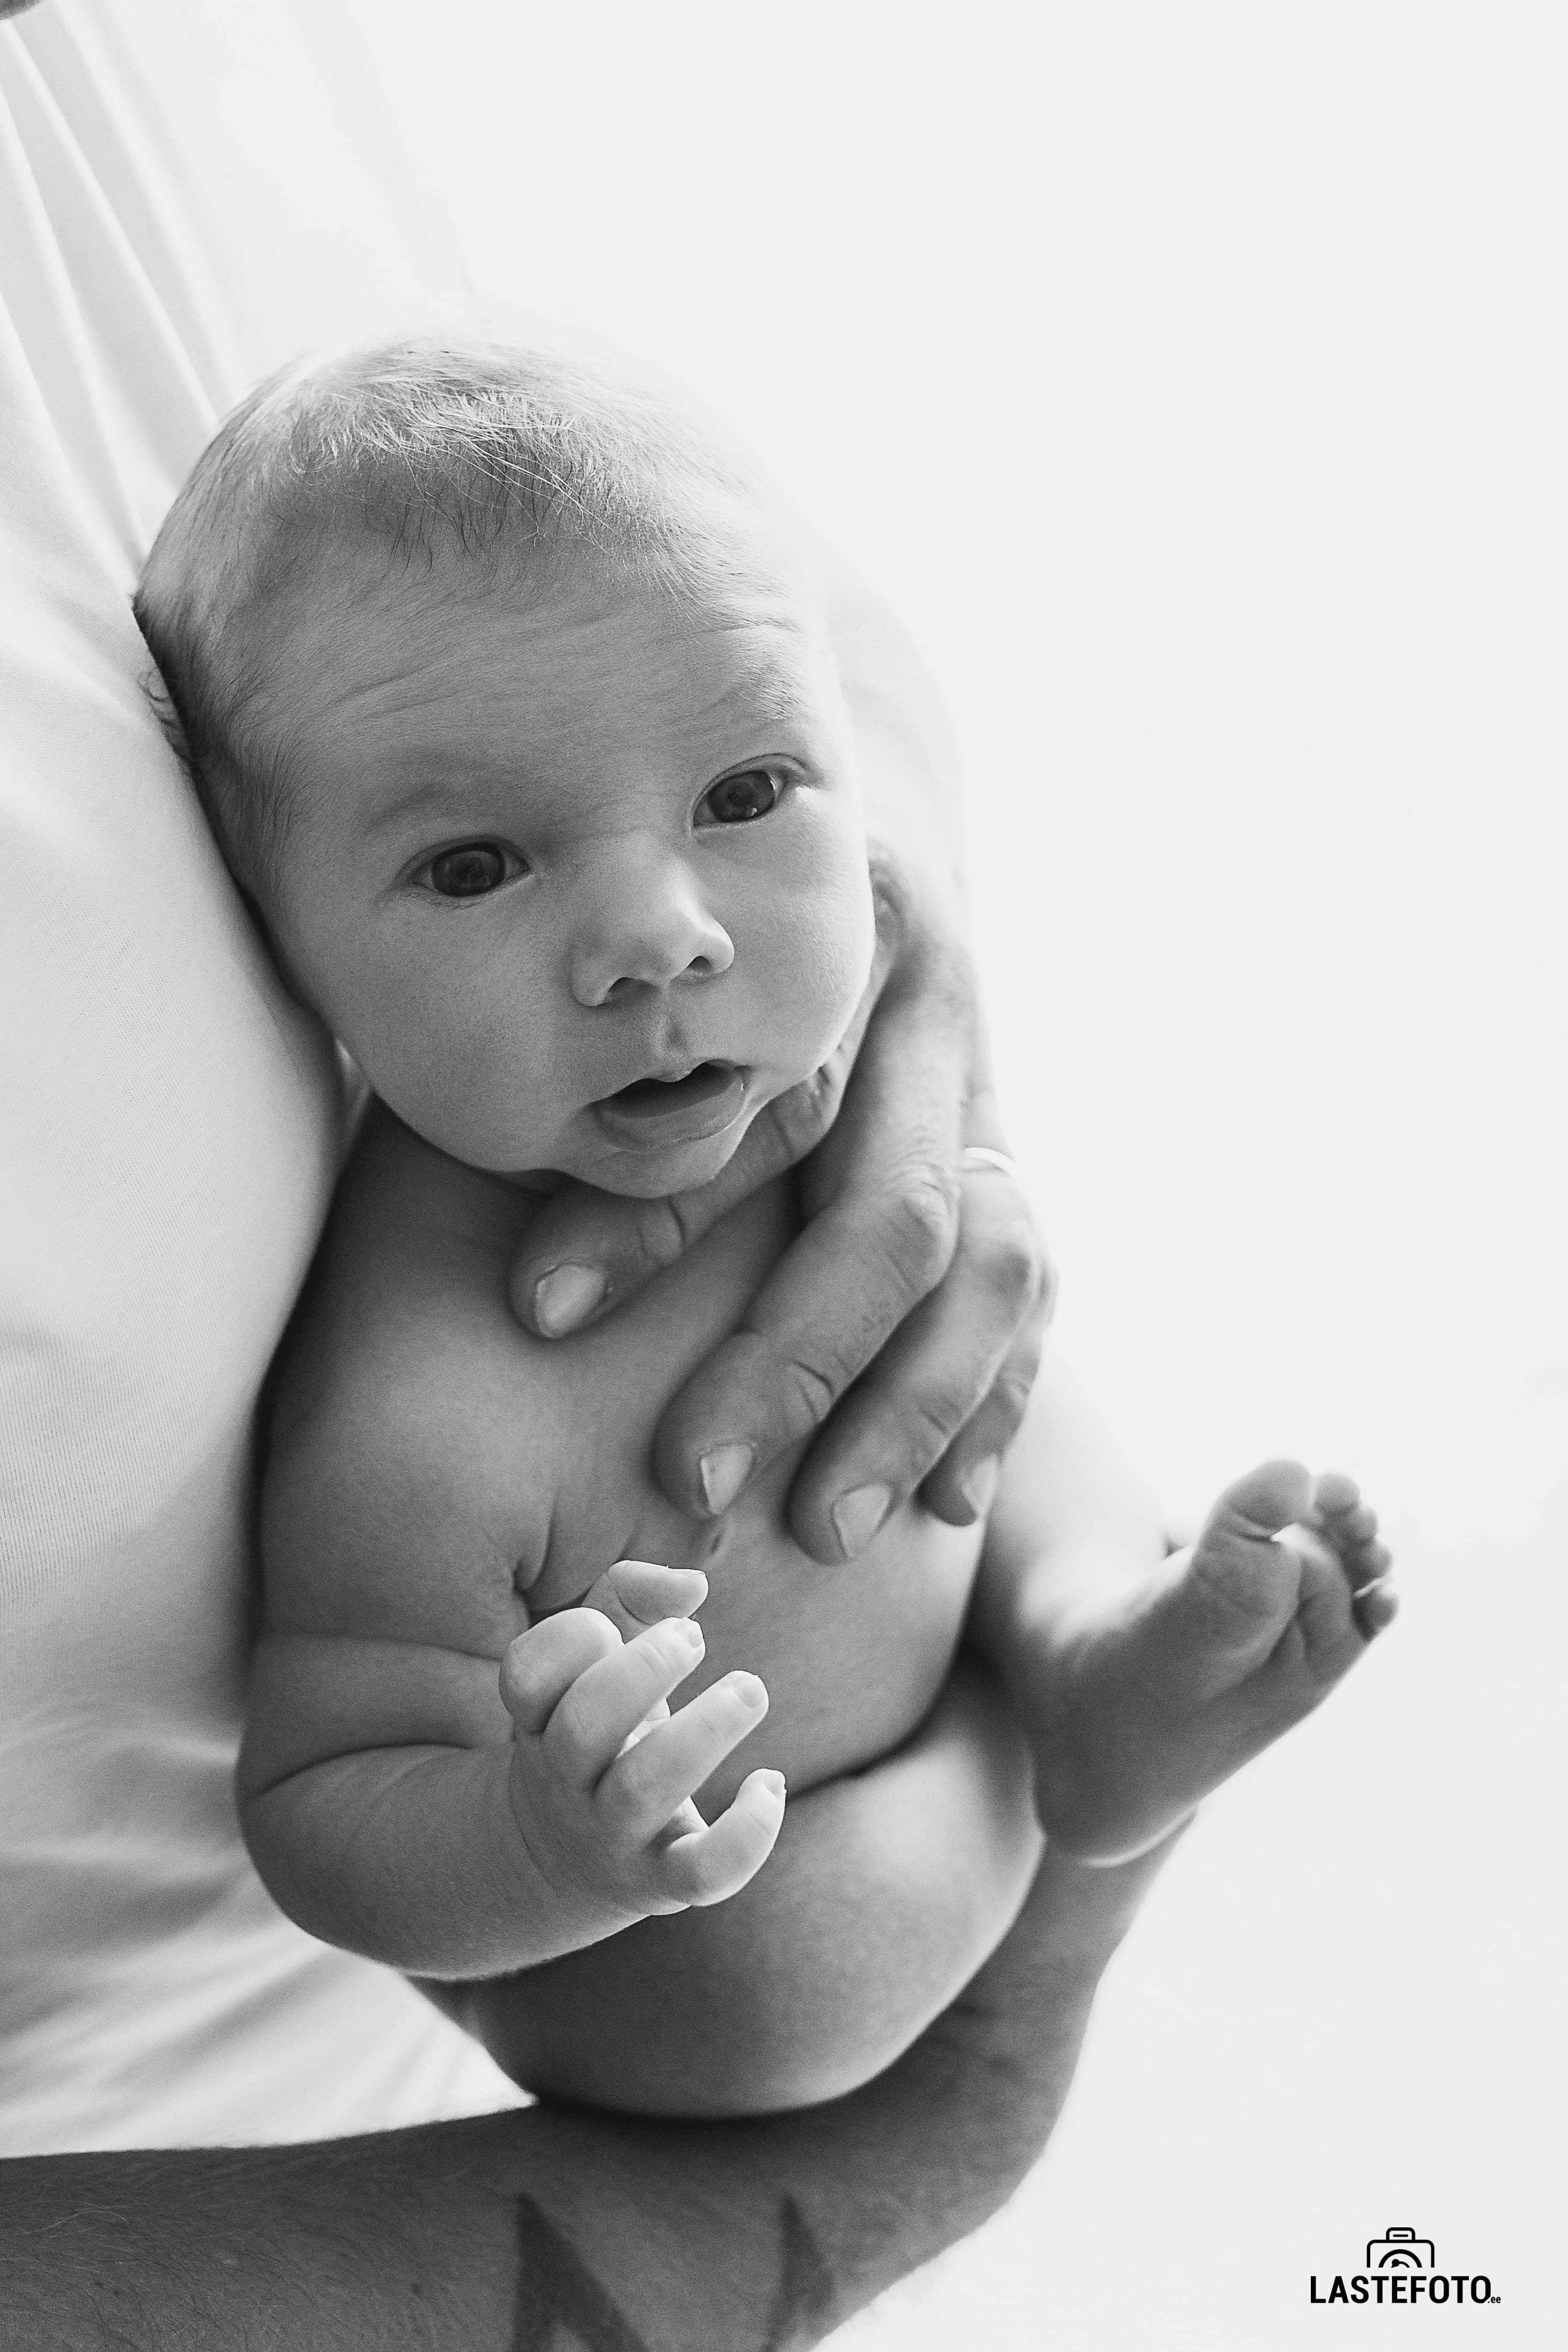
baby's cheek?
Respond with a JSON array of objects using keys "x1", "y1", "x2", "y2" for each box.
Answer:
[
  {"x1": 365, "y1": 991, "x2": 558, "y2": 1171},
  {"x1": 804, "y1": 866, "x2": 876, "y2": 1044},
  {"x1": 759, "y1": 929, "x2": 863, "y2": 1073}
]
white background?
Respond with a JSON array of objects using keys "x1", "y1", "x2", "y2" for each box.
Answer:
[{"x1": 370, "y1": 6, "x2": 1564, "y2": 2343}]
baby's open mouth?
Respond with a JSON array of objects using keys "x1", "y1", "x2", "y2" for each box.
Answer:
[{"x1": 591, "y1": 1061, "x2": 748, "y2": 1151}]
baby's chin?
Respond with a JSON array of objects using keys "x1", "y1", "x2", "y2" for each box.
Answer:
[{"x1": 569, "y1": 1111, "x2": 761, "y2": 1200}]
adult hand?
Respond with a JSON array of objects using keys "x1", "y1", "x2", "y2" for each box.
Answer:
[{"x1": 508, "y1": 837, "x2": 1055, "y2": 1562}]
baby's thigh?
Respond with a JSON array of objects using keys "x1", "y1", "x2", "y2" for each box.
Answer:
[{"x1": 446, "y1": 1660, "x2": 1042, "y2": 2117}]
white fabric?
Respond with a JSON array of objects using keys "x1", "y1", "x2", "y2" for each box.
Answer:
[{"x1": 0, "y1": 0, "x2": 519, "y2": 2151}]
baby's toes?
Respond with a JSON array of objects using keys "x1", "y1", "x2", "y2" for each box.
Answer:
[
  {"x1": 1313, "y1": 1478, "x2": 1393, "y2": 1587},
  {"x1": 1172, "y1": 1461, "x2": 1318, "y2": 1657},
  {"x1": 1355, "y1": 1581, "x2": 1400, "y2": 1637},
  {"x1": 1226, "y1": 1459, "x2": 1317, "y2": 1536},
  {"x1": 1346, "y1": 1536, "x2": 1393, "y2": 1586},
  {"x1": 1291, "y1": 1525, "x2": 1357, "y2": 1634},
  {"x1": 1312, "y1": 1470, "x2": 1363, "y2": 1521}
]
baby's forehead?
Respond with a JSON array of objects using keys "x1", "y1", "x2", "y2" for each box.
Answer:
[
  {"x1": 347, "y1": 521, "x2": 827, "y2": 698},
  {"x1": 246, "y1": 520, "x2": 842, "y2": 821}
]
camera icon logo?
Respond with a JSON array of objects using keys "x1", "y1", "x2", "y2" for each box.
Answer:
[{"x1": 1366, "y1": 2227, "x2": 1435, "y2": 2272}]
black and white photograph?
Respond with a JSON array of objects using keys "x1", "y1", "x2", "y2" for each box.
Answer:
[{"x1": 2, "y1": 4, "x2": 1560, "y2": 2346}]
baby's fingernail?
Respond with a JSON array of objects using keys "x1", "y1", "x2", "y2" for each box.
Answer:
[
  {"x1": 756, "y1": 1771, "x2": 786, "y2": 1803},
  {"x1": 669, "y1": 1618, "x2": 705, "y2": 1652},
  {"x1": 698, "y1": 1442, "x2": 754, "y2": 1516},
  {"x1": 958, "y1": 1456, "x2": 1001, "y2": 1518},
  {"x1": 732, "y1": 1673, "x2": 768, "y2": 1710},
  {"x1": 533, "y1": 1264, "x2": 606, "y2": 1336},
  {"x1": 831, "y1": 1483, "x2": 892, "y2": 1559}
]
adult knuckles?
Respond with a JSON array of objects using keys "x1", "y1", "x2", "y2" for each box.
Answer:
[
  {"x1": 878, "y1": 1165, "x2": 964, "y2": 1294},
  {"x1": 522, "y1": 1191, "x2": 690, "y2": 1298},
  {"x1": 677, "y1": 1324, "x2": 842, "y2": 1439},
  {"x1": 893, "y1": 1380, "x2": 977, "y2": 1468},
  {"x1": 990, "y1": 1361, "x2": 1039, "y2": 1426},
  {"x1": 775, "y1": 1346, "x2": 843, "y2": 1432},
  {"x1": 971, "y1": 1212, "x2": 1048, "y2": 1319},
  {"x1": 623, "y1": 1192, "x2": 702, "y2": 1280}
]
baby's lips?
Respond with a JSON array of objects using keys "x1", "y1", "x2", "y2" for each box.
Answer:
[{"x1": 591, "y1": 1062, "x2": 747, "y2": 1151}]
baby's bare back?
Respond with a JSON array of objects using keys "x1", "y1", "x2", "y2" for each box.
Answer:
[{"x1": 263, "y1": 1105, "x2": 984, "y2": 1808}]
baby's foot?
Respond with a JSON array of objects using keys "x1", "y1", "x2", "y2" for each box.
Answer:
[{"x1": 1029, "y1": 1461, "x2": 1395, "y2": 1862}]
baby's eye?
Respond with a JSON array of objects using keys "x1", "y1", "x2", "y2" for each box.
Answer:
[
  {"x1": 695, "y1": 767, "x2": 782, "y2": 827},
  {"x1": 419, "y1": 842, "x2": 524, "y2": 899}
]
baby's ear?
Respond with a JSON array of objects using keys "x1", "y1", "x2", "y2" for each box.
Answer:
[{"x1": 578, "y1": 1559, "x2": 708, "y2": 1640}]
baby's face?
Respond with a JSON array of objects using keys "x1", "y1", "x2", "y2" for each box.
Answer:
[{"x1": 256, "y1": 533, "x2": 875, "y2": 1197}]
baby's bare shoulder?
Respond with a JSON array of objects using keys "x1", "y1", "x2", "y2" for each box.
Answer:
[{"x1": 261, "y1": 1106, "x2": 565, "y2": 1653}]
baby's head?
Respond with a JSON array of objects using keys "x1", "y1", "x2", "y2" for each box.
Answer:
[{"x1": 136, "y1": 339, "x2": 875, "y2": 1198}]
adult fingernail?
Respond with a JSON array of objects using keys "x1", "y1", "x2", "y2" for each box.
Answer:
[
  {"x1": 698, "y1": 1443, "x2": 754, "y2": 1516},
  {"x1": 832, "y1": 1483, "x2": 892, "y2": 1559},
  {"x1": 533, "y1": 1264, "x2": 606, "y2": 1336},
  {"x1": 959, "y1": 1456, "x2": 1001, "y2": 1519}
]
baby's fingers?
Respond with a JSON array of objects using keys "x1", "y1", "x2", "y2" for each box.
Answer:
[
  {"x1": 605, "y1": 1671, "x2": 771, "y2": 1838},
  {"x1": 577, "y1": 1559, "x2": 710, "y2": 1643},
  {"x1": 546, "y1": 1618, "x2": 708, "y2": 1786},
  {"x1": 657, "y1": 1768, "x2": 787, "y2": 1907},
  {"x1": 500, "y1": 1609, "x2": 622, "y2": 1736}
]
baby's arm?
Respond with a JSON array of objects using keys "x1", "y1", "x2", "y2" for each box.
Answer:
[
  {"x1": 237, "y1": 1571, "x2": 785, "y2": 1975},
  {"x1": 241, "y1": 1621, "x2": 783, "y2": 1981},
  {"x1": 239, "y1": 1561, "x2": 785, "y2": 1977}
]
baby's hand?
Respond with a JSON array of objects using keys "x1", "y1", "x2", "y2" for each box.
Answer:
[
  {"x1": 573, "y1": 1555, "x2": 711, "y2": 1643},
  {"x1": 500, "y1": 1561, "x2": 785, "y2": 1944}
]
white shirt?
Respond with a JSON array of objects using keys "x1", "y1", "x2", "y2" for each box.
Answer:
[{"x1": 0, "y1": 0, "x2": 518, "y2": 2151}]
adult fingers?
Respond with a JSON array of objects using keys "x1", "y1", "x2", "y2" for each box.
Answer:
[
  {"x1": 780, "y1": 1160, "x2": 1048, "y2": 1558},
  {"x1": 499, "y1": 1609, "x2": 622, "y2": 1737},
  {"x1": 916, "y1": 1315, "x2": 1047, "y2": 1529},
  {"x1": 893, "y1": 1022, "x2": 1056, "y2": 1531},
  {"x1": 544, "y1": 1618, "x2": 707, "y2": 1787},
  {"x1": 605, "y1": 1672, "x2": 771, "y2": 1840},
  {"x1": 656, "y1": 1768, "x2": 787, "y2": 1907}
]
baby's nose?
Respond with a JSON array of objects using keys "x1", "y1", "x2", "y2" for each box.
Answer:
[{"x1": 569, "y1": 854, "x2": 735, "y2": 1007}]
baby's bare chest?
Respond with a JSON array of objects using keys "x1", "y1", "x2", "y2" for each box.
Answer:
[
  {"x1": 512, "y1": 1203, "x2": 982, "y2": 1799},
  {"x1": 315, "y1": 1143, "x2": 985, "y2": 1800}
]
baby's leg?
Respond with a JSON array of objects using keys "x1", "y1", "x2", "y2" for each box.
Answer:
[
  {"x1": 433, "y1": 1659, "x2": 1043, "y2": 2117},
  {"x1": 1025, "y1": 1460, "x2": 1396, "y2": 1862}
]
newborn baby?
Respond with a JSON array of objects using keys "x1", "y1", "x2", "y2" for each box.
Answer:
[{"x1": 135, "y1": 340, "x2": 1395, "y2": 2112}]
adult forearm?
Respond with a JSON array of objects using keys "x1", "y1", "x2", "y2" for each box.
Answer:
[{"x1": 0, "y1": 1836, "x2": 1176, "y2": 2351}]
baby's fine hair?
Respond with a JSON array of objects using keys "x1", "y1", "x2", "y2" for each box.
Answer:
[{"x1": 134, "y1": 337, "x2": 769, "y2": 892}]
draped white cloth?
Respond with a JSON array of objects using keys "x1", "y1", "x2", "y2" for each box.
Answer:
[{"x1": 0, "y1": 0, "x2": 519, "y2": 2151}]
